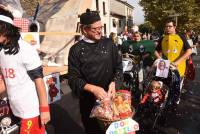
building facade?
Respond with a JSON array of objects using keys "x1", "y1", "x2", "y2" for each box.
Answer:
[
  {"x1": 90, "y1": 0, "x2": 134, "y2": 36},
  {"x1": 110, "y1": 0, "x2": 134, "y2": 35},
  {"x1": 91, "y1": 0, "x2": 110, "y2": 37},
  {"x1": 20, "y1": 0, "x2": 134, "y2": 37}
]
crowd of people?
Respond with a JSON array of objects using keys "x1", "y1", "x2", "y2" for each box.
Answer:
[
  {"x1": 0, "y1": 5, "x2": 199, "y2": 134},
  {"x1": 68, "y1": 9, "x2": 197, "y2": 134}
]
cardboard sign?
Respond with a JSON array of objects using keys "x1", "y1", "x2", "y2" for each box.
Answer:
[
  {"x1": 43, "y1": 73, "x2": 61, "y2": 104},
  {"x1": 156, "y1": 59, "x2": 170, "y2": 78},
  {"x1": 106, "y1": 118, "x2": 139, "y2": 134},
  {"x1": 21, "y1": 32, "x2": 40, "y2": 49}
]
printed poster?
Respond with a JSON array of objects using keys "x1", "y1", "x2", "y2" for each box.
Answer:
[
  {"x1": 156, "y1": 59, "x2": 170, "y2": 78},
  {"x1": 21, "y1": 32, "x2": 40, "y2": 49},
  {"x1": 43, "y1": 73, "x2": 61, "y2": 104}
]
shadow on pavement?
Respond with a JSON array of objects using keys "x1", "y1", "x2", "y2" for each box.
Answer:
[{"x1": 46, "y1": 93, "x2": 85, "y2": 134}]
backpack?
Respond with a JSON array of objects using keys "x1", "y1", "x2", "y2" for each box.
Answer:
[{"x1": 185, "y1": 57, "x2": 195, "y2": 81}]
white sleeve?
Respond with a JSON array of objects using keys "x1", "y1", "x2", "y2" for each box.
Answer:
[{"x1": 21, "y1": 43, "x2": 42, "y2": 71}]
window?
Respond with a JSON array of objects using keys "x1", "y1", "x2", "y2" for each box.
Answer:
[
  {"x1": 127, "y1": 8, "x2": 131, "y2": 16},
  {"x1": 104, "y1": 24, "x2": 106, "y2": 35},
  {"x1": 113, "y1": 19, "x2": 116, "y2": 27},
  {"x1": 130, "y1": 10, "x2": 132, "y2": 16},
  {"x1": 103, "y1": 2, "x2": 106, "y2": 15},
  {"x1": 96, "y1": 0, "x2": 99, "y2": 11},
  {"x1": 119, "y1": 20, "x2": 122, "y2": 28}
]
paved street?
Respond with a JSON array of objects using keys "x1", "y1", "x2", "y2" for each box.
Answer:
[
  {"x1": 165, "y1": 52, "x2": 200, "y2": 134},
  {"x1": 46, "y1": 49, "x2": 200, "y2": 134},
  {"x1": 46, "y1": 81, "x2": 84, "y2": 134}
]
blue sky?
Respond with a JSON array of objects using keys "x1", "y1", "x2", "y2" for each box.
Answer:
[{"x1": 128, "y1": 0, "x2": 144, "y2": 24}]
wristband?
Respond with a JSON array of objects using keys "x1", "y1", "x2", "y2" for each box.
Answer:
[{"x1": 39, "y1": 106, "x2": 50, "y2": 112}]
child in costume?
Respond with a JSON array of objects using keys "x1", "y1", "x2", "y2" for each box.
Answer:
[
  {"x1": 0, "y1": 6, "x2": 50, "y2": 134},
  {"x1": 140, "y1": 80, "x2": 164, "y2": 105}
]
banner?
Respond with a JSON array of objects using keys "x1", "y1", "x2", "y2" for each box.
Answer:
[{"x1": 106, "y1": 118, "x2": 139, "y2": 134}]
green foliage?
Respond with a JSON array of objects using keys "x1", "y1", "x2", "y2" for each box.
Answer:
[
  {"x1": 20, "y1": 0, "x2": 40, "y2": 17},
  {"x1": 139, "y1": 0, "x2": 200, "y2": 33},
  {"x1": 139, "y1": 21, "x2": 155, "y2": 34}
]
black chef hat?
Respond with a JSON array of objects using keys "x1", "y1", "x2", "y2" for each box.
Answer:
[{"x1": 80, "y1": 9, "x2": 101, "y2": 25}]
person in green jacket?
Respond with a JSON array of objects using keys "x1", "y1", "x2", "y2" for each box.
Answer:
[{"x1": 121, "y1": 32, "x2": 156, "y2": 68}]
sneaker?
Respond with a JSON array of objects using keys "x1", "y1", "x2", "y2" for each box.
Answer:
[{"x1": 175, "y1": 98, "x2": 180, "y2": 105}]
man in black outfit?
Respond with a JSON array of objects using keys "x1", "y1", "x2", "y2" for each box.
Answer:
[{"x1": 68, "y1": 9, "x2": 123, "y2": 134}]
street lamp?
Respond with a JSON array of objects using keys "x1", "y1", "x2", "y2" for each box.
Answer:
[
  {"x1": 168, "y1": 13, "x2": 181, "y2": 26},
  {"x1": 165, "y1": 0, "x2": 182, "y2": 26},
  {"x1": 163, "y1": 8, "x2": 181, "y2": 26}
]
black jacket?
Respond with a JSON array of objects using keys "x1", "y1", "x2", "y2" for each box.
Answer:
[{"x1": 68, "y1": 37, "x2": 123, "y2": 100}]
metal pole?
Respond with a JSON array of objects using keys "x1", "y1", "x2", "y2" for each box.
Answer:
[{"x1": 175, "y1": 16, "x2": 178, "y2": 26}]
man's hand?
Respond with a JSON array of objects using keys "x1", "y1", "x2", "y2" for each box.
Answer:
[
  {"x1": 170, "y1": 62, "x2": 177, "y2": 70},
  {"x1": 84, "y1": 84, "x2": 108, "y2": 100},
  {"x1": 108, "y1": 82, "x2": 116, "y2": 98}
]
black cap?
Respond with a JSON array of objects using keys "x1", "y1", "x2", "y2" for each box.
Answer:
[{"x1": 80, "y1": 9, "x2": 101, "y2": 25}]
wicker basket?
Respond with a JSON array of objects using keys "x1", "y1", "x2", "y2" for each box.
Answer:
[{"x1": 100, "y1": 107, "x2": 135, "y2": 127}]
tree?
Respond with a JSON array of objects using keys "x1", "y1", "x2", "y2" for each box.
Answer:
[
  {"x1": 139, "y1": 0, "x2": 200, "y2": 33},
  {"x1": 139, "y1": 21, "x2": 155, "y2": 34},
  {"x1": 20, "y1": 0, "x2": 40, "y2": 17}
]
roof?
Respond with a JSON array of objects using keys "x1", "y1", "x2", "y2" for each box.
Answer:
[{"x1": 116, "y1": 0, "x2": 134, "y2": 9}]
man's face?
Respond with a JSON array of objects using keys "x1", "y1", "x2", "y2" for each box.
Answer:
[
  {"x1": 132, "y1": 33, "x2": 141, "y2": 42},
  {"x1": 158, "y1": 61, "x2": 165, "y2": 70},
  {"x1": 84, "y1": 21, "x2": 102, "y2": 41},
  {"x1": 164, "y1": 22, "x2": 176, "y2": 35}
]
